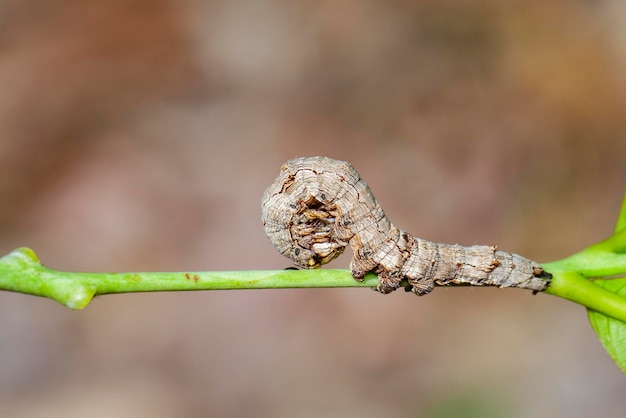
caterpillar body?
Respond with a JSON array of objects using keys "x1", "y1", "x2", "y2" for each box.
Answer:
[{"x1": 261, "y1": 156, "x2": 551, "y2": 295}]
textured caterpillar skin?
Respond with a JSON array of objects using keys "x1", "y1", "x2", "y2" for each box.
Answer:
[{"x1": 261, "y1": 156, "x2": 551, "y2": 295}]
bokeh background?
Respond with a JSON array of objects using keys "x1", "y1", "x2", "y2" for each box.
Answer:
[{"x1": 1, "y1": 1, "x2": 626, "y2": 417}]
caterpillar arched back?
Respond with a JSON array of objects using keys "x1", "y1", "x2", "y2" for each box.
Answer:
[{"x1": 261, "y1": 156, "x2": 551, "y2": 295}]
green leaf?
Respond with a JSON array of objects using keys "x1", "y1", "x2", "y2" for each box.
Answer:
[{"x1": 588, "y1": 278, "x2": 626, "y2": 373}]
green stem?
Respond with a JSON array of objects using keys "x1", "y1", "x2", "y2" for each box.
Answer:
[
  {"x1": 542, "y1": 270, "x2": 626, "y2": 323},
  {"x1": 540, "y1": 207, "x2": 626, "y2": 323},
  {"x1": 544, "y1": 229, "x2": 626, "y2": 278},
  {"x1": 0, "y1": 247, "x2": 383, "y2": 309},
  {"x1": 538, "y1": 199, "x2": 626, "y2": 322},
  {"x1": 4, "y1": 243, "x2": 626, "y2": 321}
]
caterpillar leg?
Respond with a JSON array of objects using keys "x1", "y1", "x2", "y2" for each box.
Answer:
[
  {"x1": 375, "y1": 271, "x2": 403, "y2": 294},
  {"x1": 407, "y1": 277, "x2": 435, "y2": 296},
  {"x1": 349, "y1": 256, "x2": 377, "y2": 282},
  {"x1": 350, "y1": 256, "x2": 403, "y2": 294}
]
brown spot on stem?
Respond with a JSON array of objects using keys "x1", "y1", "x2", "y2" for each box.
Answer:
[{"x1": 185, "y1": 273, "x2": 200, "y2": 283}]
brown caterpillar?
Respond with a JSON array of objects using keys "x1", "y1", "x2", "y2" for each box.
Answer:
[{"x1": 261, "y1": 156, "x2": 551, "y2": 295}]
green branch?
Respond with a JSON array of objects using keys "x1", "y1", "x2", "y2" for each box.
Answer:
[
  {"x1": 541, "y1": 228, "x2": 626, "y2": 321},
  {"x1": 541, "y1": 191, "x2": 626, "y2": 323},
  {"x1": 542, "y1": 271, "x2": 626, "y2": 323},
  {"x1": 0, "y1": 247, "x2": 386, "y2": 309}
]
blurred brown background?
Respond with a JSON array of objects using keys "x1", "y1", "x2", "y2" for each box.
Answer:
[{"x1": 1, "y1": 1, "x2": 625, "y2": 417}]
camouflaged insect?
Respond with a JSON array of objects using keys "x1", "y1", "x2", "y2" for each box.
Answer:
[{"x1": 261, "y1": 156, "x2": 551, "y2": 295}]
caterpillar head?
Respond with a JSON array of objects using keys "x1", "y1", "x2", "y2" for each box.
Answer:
[
  {"x1": 263, "y1": 192, "x2": 346, "y2": 268},
  {"x1": 262, "y1": 159, "x2": 349, "y2": 269}
]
